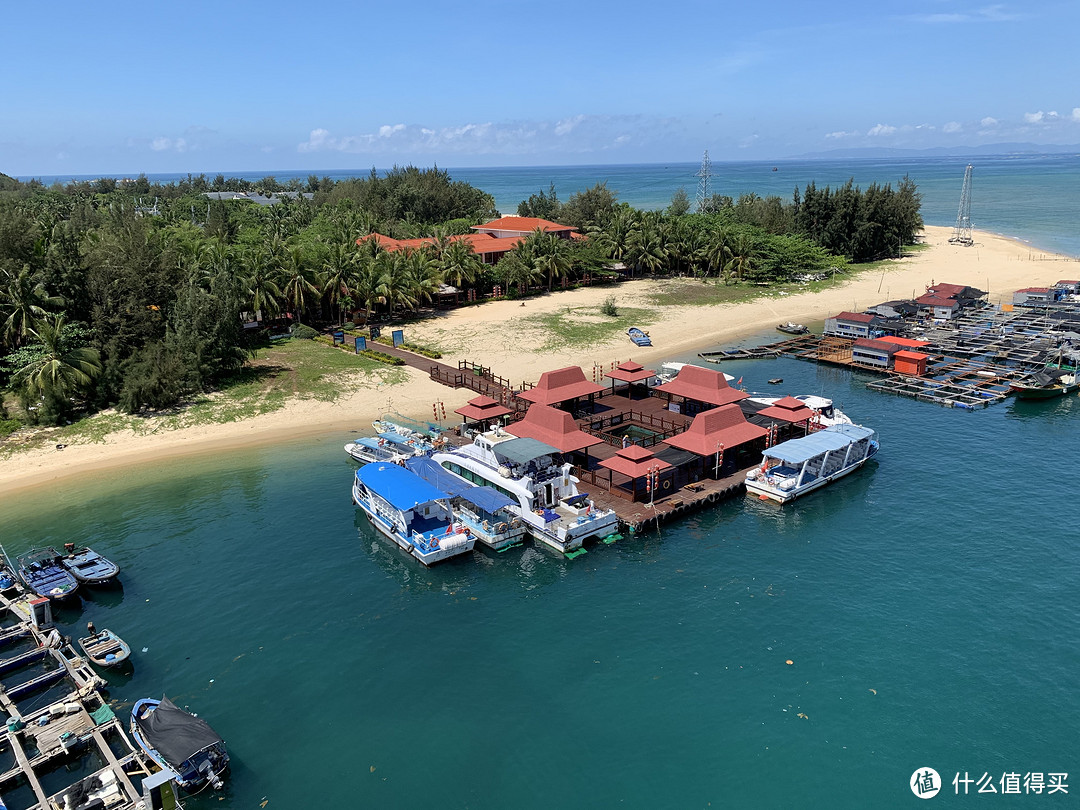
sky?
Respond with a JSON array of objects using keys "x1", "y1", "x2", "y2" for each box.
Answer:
[{"x1": 3, "y1": 0, "x2": 1080, "y2": 176}]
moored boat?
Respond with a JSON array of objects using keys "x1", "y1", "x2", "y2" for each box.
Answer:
[
  {"x1": 352, "y1": 462, "x2": 475, "y2": 565},
  {"x1": 431, "y1": 431, "x2": 619, "y2": 555},
  {"x1": 404, "y1": 456, "x2": 527, "y2": 551},
  {"x1": 776, "y1": 321, "x2": 809, "y2": 335},
  {"x1": 1009, "y1": 368, "x2": 1078, "y2": 399},
  {"x1": 343, "y1": 436, "x2": 416, "y2": 464},
  {"x1": 131, "y1": 697, "x2": 229, "y2": 792},
  {"x1": 55, "y1": 544, "x2": 120, "y2": 585},
  {"x1": 16, "y1": 548, "x2": 79, "y2": 600},
  {"x1": 628, "y1": 327, "x2": 652, "y2": 347},
  {"x1": 77, "y1": 627, "x2": 131, "y2": 667},
  {"x1": 747, "y1": 394, "x2": 852, "y2": 428},
  {"x1": 745, "y1": 423, "x2": 879, "y2": 504}
]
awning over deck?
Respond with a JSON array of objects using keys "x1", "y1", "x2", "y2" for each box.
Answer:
[
  {"x1": 764, "y1": 424, "x2": 876, "y2": 464},
  {"x1": 404, "y1": 457, "x2": 516, "y2": 514}
]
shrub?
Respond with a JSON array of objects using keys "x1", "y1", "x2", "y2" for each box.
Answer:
[
  {"x1": 291, "y1": 323, "x2": 318, "y2": 340},
  {"x1": 600, "y1": 295, "x2": 619, "y2": 317}
]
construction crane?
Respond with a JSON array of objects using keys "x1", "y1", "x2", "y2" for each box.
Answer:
[{"x1": 949, "y1": 164, "x2": 974, "y2": 246}]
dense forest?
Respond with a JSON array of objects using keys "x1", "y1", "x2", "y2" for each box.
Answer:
[{"x1": 0, "y1": 166, "x2": 921, "y2": 428}]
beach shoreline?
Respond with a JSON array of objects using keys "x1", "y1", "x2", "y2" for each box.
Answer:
[{"x1": 0, "y1": 224, "x2": 1072, "y2": 500}]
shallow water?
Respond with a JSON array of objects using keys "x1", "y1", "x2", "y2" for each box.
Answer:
[{"x1": 1, "y1": 354, "x2": 1076, "y2": 808}]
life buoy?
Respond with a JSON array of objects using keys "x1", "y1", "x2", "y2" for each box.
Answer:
[
  {"x1": 661, "y1": 478, "x2": 671, "y2": 491},
  {"x1": 430, "y1": 538, "x2": 440, "y2": 550},
  {"x1": 495, "y1": 522, "x2": 508, "y2": 533},
  {"x1": 510, "y1": 517, "x2": 521, "y2": 528},
  {"x1": 482, "y1": 520, "x2": 490, "y2": 531}
]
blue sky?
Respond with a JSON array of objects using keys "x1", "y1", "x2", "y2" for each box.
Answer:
[{"x1": 4, "y1": 0, "x2": 1079, "y2": 176}]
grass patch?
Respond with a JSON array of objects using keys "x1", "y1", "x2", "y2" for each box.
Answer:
[
  {"x1": 520, "y1": 306, "x2": 655, "y2": 352},
  {"x1": 648, "y1": 280, "x2": 767, "y2": 308}
]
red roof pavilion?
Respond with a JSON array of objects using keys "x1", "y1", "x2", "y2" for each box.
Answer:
[
  {"x1": 504, "y1": 404, "x2": 604, "y2": 454},
  {"x1": 454, "y1": 394, "x2": 513, "y2": 425},
  {"x1": 662, "y1": 404, "x2": 766, "y2": 455},
  {"x1": 756, "y1": 396, "x2": 816, "y2": 423},
  {"x1": 598, "y1": 444, "x2": 672, "y2": 478},
  {"x1": 605, "y1": 360, "x2": 656, "y2": 397},
  {"x1": 517, "y1": 366, "x2": 605, "y2": 406},
  {"x1": 654, "y1": 365, "x2": 748, "y2": 409}
]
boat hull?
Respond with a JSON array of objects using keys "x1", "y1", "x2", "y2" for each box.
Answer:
[
  {"x1": 78, "y1": 629, "x2": 131, "y2": 667},
  {"x1": 353, "y1": 483, "x2": 475, "y2": 565},
  {"x1": 1009, "y1": 381, "x2": 1078, "y2": 399},
  {"x1": 746, "y1": 457, "x2": 872, "y2": 504},
  {"x1": 130, "y1": 698, "x2": 228, "y2": 793},
  {"x1": 57, "y1": 547, "x2": 120, "y2": 585}
]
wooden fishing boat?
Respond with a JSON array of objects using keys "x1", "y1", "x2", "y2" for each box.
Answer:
[
  {"x1": 55, "y1": 544, "x2": 120, "y2": 585},
  {"x1": 776, "y1": 322, "x2": 809, "y2": 335},
  {"x1": 627, "y1": 327, "x2": 652, "y2": 347},
  {"x1": 16, "y1": 548, "x2": 79, "y2": 600},
  {"x1": 77, "y1": 628, "x2": 131, "y2": 667},
  {"x1": 131, "y1": 697, "x2": 229, "y2": 792}
]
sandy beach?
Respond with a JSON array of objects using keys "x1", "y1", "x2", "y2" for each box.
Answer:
[{"x1": 1, "y1": 225, "x2": 1073, "y2": 497}]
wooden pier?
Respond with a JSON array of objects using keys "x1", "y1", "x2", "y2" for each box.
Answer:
[{"x1": 0, "y1": 588, "x2": 153, "y2": 810}]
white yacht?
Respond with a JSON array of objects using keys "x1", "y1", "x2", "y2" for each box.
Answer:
[
  {"x1": 745, "y1": 424, "x2": 879, "y2": 504},
  {"x1": 655, "y1": 362, "x2": 734, "y2": 385},
  {"x1": 352, "y1": 462, "x2": 475, "y2": 565},
  {"x1": 431, "y1": 430, "x2": 619, "y2": 555}
]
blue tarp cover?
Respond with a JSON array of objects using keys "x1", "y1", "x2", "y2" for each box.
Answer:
[
  {"x1": 356, "y1": 462, "x2": 449, "y2": 510},
  {"x1": 377, "y1": 431, "x2": 415, "y2": 447},
  {"x1": 405, "y1": 457, "x2": 517, "y2": 515},
  {"x1": 764, "y1": 424, "x2": 876, "y2": 464}
]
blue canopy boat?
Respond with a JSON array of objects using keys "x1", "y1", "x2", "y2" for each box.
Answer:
[
  {"x1": 628, "y1": 327, "x2": 652, "y2": 347},
  {"x1": 352, "y1": 462, "x2": 475, "y2": 565},
  {"x1": 404, "y1": 456, "x2": 526, "y2": 551},
  {"x1": 16, "y1": 548, "x2": 79, "y2": 600},
  {"x1": 131, "y1": 697, "x2": 229, "y2": 792}
]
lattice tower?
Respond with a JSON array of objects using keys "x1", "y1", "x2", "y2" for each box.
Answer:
[
  {"x1": 949, "y1": 164, "x2": 974, "y2": 246},
  {"x1": 696, "y1": 150, "x2": 713, "y2": 213}
]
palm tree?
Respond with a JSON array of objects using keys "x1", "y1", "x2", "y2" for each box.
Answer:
[
  {"x1": 402, "y1": 248, "x2": 440, "y2": 313},
  {"x1": 705, "y1": 229, "x2": 733, "y2": 280},
  {"x1": 627, "y1": 224, "x2": 667, "y2": 277},
  {"x1": 528, "y1": 230, "x2": 572, "y2": 291},
  {"x1": 241, "y1": 246, "x2": 283, "y2": 322},
  {"x1": 278, "y1": 247, "x2": 322, "y2": 325},
  {"x1": 438, "y1": 239, "x2": 482, "y2": 291},
  {"x1": 322, "y1": 243, "x2": 359, "y2": 325},
  {"x1": 2, "y1": 264, "x2": 64, "y2": 349},
  {"x1": 11, "y1": 314, "x2": 101, "y2": 419},
  {"x1": 725, "y1": 232, "x2": 759, "y2": 283}
]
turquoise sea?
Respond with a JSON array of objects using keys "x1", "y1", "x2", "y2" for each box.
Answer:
[
  {"x1": 3, "y1": 158, "x2": 1079, "y2": 807},
  {"x1": 1, "y1": 353, "x2": 1078, "y2": 808}
]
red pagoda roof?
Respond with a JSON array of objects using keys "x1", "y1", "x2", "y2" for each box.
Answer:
[
  {"x1": 504, "y1": 404, "x2": 604, "y2": 454},
  {"x1": 598, "y1": 444, "x2": 672, "y2": 479},
  {"x1": 662, "y1": 404, "x2": 766, "y2": 455},
  {"x1": 654, "y1": 364, "x2": 748, "y2": 407},
  {"x1": 757, "y1": 396, "x2": 815, "y2": 423},
  {"x1": 454, "y1": 394, "x2": 513, "y2": 423},
  {"x1": 517, "y1": 366, "x2": 605, "y2": 405},
  {"x1": 605, "y1": 361, "x2": 656, "y2": 384}
]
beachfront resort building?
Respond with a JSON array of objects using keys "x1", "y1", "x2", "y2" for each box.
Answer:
[
  {"x1": 357, "y1": 216, "x2": 581, "y2": 266},
  {"x1": 823, "y1": 311, "x2": 877, "y2": 339}
]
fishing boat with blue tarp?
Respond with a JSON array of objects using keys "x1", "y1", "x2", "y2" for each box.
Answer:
[
  {"x1": 745, "y1": 423, "x2": 879, "y2": 503},
  {"x1": 627, "y1": 327, "x2": 652, "y2": 347},
  {"x1": 352, "y1": 462, "x2": 475, "y2": 565},
  {"x1": 404, "y1": 456, "x2": 527, "y2": 551},
  {"x1": 15, "y1": 548, "x2": 80, "y2": 600}
]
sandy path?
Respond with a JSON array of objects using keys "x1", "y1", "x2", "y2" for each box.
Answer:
[{"x1": 1, "y1": 225, "x2": 1072, "y2": 498}]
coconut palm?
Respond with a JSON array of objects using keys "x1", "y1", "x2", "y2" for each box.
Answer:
[
  {"x1": 438, "y1": 239, "x2": 482, "y2": 291},
  {"x1": 705, "y1": 229, "x2": 733, "y2": 280},
  {"x1": 725, "y1": 232, "x2": 759, "y2": 282},
  {"x1": 402, "y1": 248, "x2": 440, "y2": 312},
  {"x1": 322, "y1": 243, "x2": 359, "y2": 325},
  {"x1": 2, "y1": 264, "x2": 65, "y2": 349},
  {"x1": 529, "y1": 230, "x2": 572, "y2": 291},
  {"x1": 278, "y1": 247, "x2": 322, "y2": 325},
  {"x1": 240, "y1": 246, "x2": 283, "y2": 322},
  {"x1": 11, "y1": 314, "x2": 101, "y2": 417}
]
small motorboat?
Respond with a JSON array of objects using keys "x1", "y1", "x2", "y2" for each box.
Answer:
[
  {"x1": 131, "y1": 697, "x2": 229, "y2": 792},
  {"x1": 55, "y1": 544, "x2": 120, "y2": 585},
  {"x1": 776, "y1": 322, "x2": 809, "y2": 335},
  {"x1": 16, "y1": 548, "x2": 79, "y2": 600},
  {"x1": 628, "y1": 327, "x2": 652, "y2": 347},
  {"x1": 768, "y1": 378, "x2": 783, "y2": 385},
  {"x1": 77, "y1": 628, "x2": 131, "y2": 667}
]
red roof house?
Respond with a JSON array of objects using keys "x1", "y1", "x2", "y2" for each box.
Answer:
[
  {"x1": 662, "y1": 404, "x2": 766, "y2": 456},
  {"x1": 756, "y1": 396, "x2": 816, "y2": 423},
  {"x1": 517, "y1": 367, "x2": 605, "y2": 407},
  {"x1": 454, "y1": 394, "x2": 513, "y2": 426},
  {"x1": 504, "y1": 404, "x2": 604, "y2": 455},
  {"x1": 654, "y1": 365, "x2": 748, "y2": 410}
]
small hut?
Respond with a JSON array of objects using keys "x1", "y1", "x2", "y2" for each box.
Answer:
[
  {"x1": 454, "y1": 395, "x2": 513, "y2": 433},
  {"x1": 663, "y1": 404, "x2": 766, "y2": 476},
  {"x1": 654, "y1": 365, "x2": 748, "y2": 416},
  {"x1": 604, "y1": 360, "x2": 656, "y2": 400},
  {"x1": 504, "y1": 403, "x2": 604, "y2": 466},
  {"x1": 598, "y1": 445, "x2": 672, "y2": 502},
  {"x1": 517, "y1": 366, "x2": 605, "y2": 415}
]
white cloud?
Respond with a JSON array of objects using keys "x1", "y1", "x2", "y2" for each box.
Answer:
[
  {"x1": 943, "y1": 121, "x2": 962, "y2": 133},
  {"x1": 825, "y1": 130, "x2": 858, "y2": 139},
  {"x1": 151, "y1": 137, "x2": 172, "y2": 151},
  {"x1": 1073, "y1": 108, "x2": 1080, "y2": 122},
  {"x1": 905, "y1": 4, "x2": 1022, "y2": 23},
  {"x1": 867, "y1": 124, "x2": 897, "y2": 137},
  {"x1": 296, "y1": 115, "x2": 672, "y2": 157},
  {"x1": 980, "y1": 116, "x2": 999, "y2": 127},
  {"x1": 1024, "y1": 111, "x2": 1044, "y2": 123}
]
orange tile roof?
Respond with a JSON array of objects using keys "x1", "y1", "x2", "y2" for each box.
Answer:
[
  {"x1": 474, "y1": 216, "x2": 575, "y2": 234},
  {"x1": 454, "y1": 395, "x2": 512, "y2": 423},
  {"x1": 598, "y1": 445, "x2": 672, "y2": 478},
  {"x1": 606, "y1": 361, "x2": 656, "y2": 384}
]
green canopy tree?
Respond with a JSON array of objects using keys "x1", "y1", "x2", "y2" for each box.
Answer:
[{"x1": 9, "y1": 314, "x2": 101, "y2": 424}]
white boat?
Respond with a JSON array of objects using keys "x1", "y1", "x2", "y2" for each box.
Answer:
[
  {"x1": 655, "y1": 362, "x2": 734, "y2": 385},
  {"x1": 745, "y1": 423, "x2": 879, "y2": 504},
  {"x1": 352, "y1": 462, "x2": 475, "y2": 565},
  {"x1": 431, "y1": 430, "x2": 619, "y2": 555},
  {"x1": 746, "y1": 394, "x2": 852, "y2": 427},
  {"x1": 403, "y1": 456, "x2": 527, "y2": 551},
  {"x1": 344, "y1": 436, "x2": 415, "y2": 464}
]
